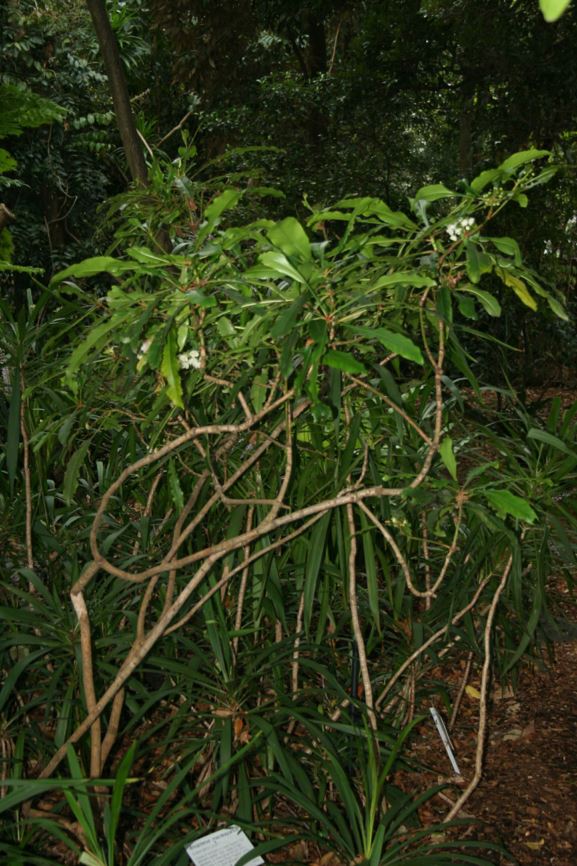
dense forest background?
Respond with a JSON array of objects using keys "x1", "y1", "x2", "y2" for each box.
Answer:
[
  {"x1": 3, "y1": 0, "x2": 577, "y2": 382},
  {"x1": 2, "y1": 2, "x2": 577, "y2": 866}
]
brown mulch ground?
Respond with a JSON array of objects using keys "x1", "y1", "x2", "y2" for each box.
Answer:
[{"x1": 468, "y1": 636, "x2": 577, "y2": 865}]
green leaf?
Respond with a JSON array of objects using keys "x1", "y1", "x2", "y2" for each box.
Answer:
[
  {"x1": 323, "y1": 350, "x2": 367, "y2": 375},
  {"x1": 183, "y1": 288, "x2": 216, "y2": 308},
  {"x1": 470, "y1": 168, "x2": 500, "y2": 193},
  {"x1": 456, "y1": 294, "x2": 477, "y2": 319},
  {"x1": 439, "y1": 437, "x2": 457, "y2": 480},
  {"x1": 63, "y1": 440, "x2": 91, "y2": 504},
  {"x1": 546, "y1": 295, "x2": 569, "y2": 320},
  {"x1": 6, "y1": 366, "x2": 20, "y2": 490},
  {"x1": 414, "y1": 183, "x2": 457, "y2": 202},
  {"x1": 372, "y1": 272, "x2": 436, "y2": 290},
  {"x1": 346, "y1": 325, "x2": 424, "y2": 364},
  {"x1": 459, "y1": 285, "x2": 501, "y2": 317},
  {"x1": 267, "y1": 217, "x2": 311, "y2": 261},
  {"x1": 0, "y1": 147, "x2": 17, "y2": 174},
  {"x1": 528, "y1": 427, "x2": 576, "y2": 456},
  {"x1": 161, "y1": 331, "x2": 184, "y2": 408},
  {"x1": 484, "y1": 490, "x2": 537, "y2": 523},
  {"x1": 499, "y1": 149, "x2": 550, "y2": 174},
  {"x1": 168, "y1": 458, "x2": 184, "y2": 511},
  {"x1": 50, "y1": 256, "x2": 135, "y2": 284},
  {"x1": 488, "y1": 236, "x2": 522, "y2": 265},
  {"x1": 65, "y1": 313, "x2": 132, "y2": 391},
  {"x1": 203, "y1": 189, "x2": 242, "y2": 229},
  {"x1": 497, "y1": 269, "x2": 537, "y2": 310},
  {"x1": 271, "y1": 294, "x2": 307, "y2": 339},
  {"x1": 465, "y1": 241, "x2": 493, "y2": 284},
  {"x1": 540, "y1": 0, "x2": 572, "y2": 21},
  {"x1": 257, "y1": 251, "x2": 306, "y2": 283}
]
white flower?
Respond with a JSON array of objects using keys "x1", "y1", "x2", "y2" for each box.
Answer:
[
  {"x1": 446, "y1": 217, "x2": 476, "y2": 243},
  {"x1": 178, "y1": 349, "x2": 202, "y2": 370},
  {"x1": 137, "y1": 339, "x2": 152, "y2": 359}
]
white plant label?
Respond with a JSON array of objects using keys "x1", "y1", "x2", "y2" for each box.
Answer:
[
  {"x1": 185, "y1": 825, "x2": 265, "y2": 866},
  {"x1": 429, "y1": 706, "x2": 461, "y2": 776}
]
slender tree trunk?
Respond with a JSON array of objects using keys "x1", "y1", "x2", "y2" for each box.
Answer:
[{"x1": 85, "y1": 0, "x2": 148, "y2": 185}]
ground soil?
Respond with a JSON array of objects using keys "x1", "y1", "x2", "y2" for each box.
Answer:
[
  {"x1": 468, "y1": 634, "x2": 577, "y2": 865},
  {"x1": 409, "y1": 584, "x2": 577, "y2": 866}
]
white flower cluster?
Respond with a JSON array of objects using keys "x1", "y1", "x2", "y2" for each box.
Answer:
[
  {"x1": 446, "y1": 217, "x2": 475, "y2": 242},
  {"x1": 178, "y1": 348, "x2": 202, "y2": 370}
]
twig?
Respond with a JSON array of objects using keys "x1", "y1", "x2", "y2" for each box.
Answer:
[
  {"x1": 375, "y1": 574, "x2": 493, "y2": 709},
  {"x1": 346, "y1": 503, "x2": 376, "y2": 730},
  {"x1": 449, "y1": 651, "x2": 473, "y2": 731},
  {"x1": 232, "y1": 507, "x2": 254, "y2": 659},
  {"x1": 443, "y1": 550, "x2": 515, "y2": 822}
]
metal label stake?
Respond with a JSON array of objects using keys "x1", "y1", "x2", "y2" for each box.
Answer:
[{"x1": 430, "y1": 706, "x2": 461, "y2": 776}]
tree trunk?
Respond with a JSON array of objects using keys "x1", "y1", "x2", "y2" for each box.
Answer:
[{"x1": 85, "y1": 0, "x2": 148, "y2": 186}]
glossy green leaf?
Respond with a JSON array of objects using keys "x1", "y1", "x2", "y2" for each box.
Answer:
[
  {"x1": 465, "y1": 241, "x2": 493, "y2": 284},
  {"x1": 323, "y1": 350, "x2": 367, "y2": 374},
  {"x1": 485, "y1": 490, "x2": 537, "y2": 523},
  {"x1": 257, "y1": 251, "x2": 306, "y2": 283},
  {"x1": 456, "y1": 294, "x2": 477, "y2": 319},
  {"x1": 460, "y1": 285, "x2": 501, "y2": 317},
  {"x1": 488, "y1": 236, "x2": 522, "y2": 265},
  {"x1": 470, "y1": 168, "x2": 500, "y2": 192},
  {"x1": 346, "y1": 325, "x2": 424, "y2": 364},
  {"x1": 267, "y1": 217, "x2": 311, "y2": 261},
  {"x1": 372, "y1": 271, "x2": 436, "y2": 290},
  {"x1": 439, "y1": 437, "x2": 457, "y2": 480},
  {"x1": 414, "y1": 183, "x2": 457, "y2": 202},
  {"x1": 203, "y1": 189, "x2": 242, "y2": 228},
  {"x1": 499, "y1": 149, "x2": 550, "y2": 174},
  {"x1": 50, "y1": 256, "x2": 135, "y2": 284},
  {"x1": 540, "y1": 0, "x2": 572, "y2": 21}
]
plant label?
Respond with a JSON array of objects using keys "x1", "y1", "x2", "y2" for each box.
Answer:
[{"x1": 185, "y1": 825, "x2": 265, "y2": 866}]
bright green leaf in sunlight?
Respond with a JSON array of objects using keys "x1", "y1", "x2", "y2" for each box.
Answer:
[
  {"x1": 540, "y1": 0, "x2": 572, "y2": 22},
  {"x1": 439, "y1": 437, "x2": 457, "y2": 480},
  {"x1": 485, "y1": 490, "x2": 537, "y2": 523}
]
